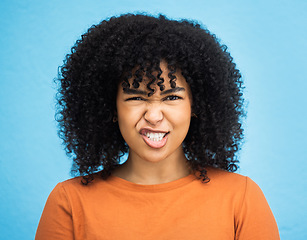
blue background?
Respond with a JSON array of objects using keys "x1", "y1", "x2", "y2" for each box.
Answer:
[{"x1": 0, "y1": 0, "x2": 306, "y2": 239}]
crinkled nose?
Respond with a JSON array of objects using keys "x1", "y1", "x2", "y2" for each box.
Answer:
[{"x1": 144, "y1": 104, "x2": 164, "y2": 125}]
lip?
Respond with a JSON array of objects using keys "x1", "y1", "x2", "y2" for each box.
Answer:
[
  {"x1": 139, "y1": 128, "x2": 169, "y2": 135},
  {"x1": 139, "y1": 128, "x2": 169, "y2": 149}
]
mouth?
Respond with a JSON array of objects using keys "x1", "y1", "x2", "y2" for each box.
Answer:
[{"x1": 140, "y1": 129, "x2": 169, "y2": 148}]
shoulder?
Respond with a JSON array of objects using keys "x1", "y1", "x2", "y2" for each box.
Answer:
[
  {"x1": 52, "y1": 172, "x2": 107, "y2": 199},
  {"x1": 201, "y1": 167, "x2": 263, "y2": 200},
  {"x1": 205, "y1": 166, "x2": 248, "y2": 186}
]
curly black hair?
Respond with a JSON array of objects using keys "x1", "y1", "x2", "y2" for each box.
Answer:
[{"x1": 56, "y1": 13, "x2": 245, "y2": 184}]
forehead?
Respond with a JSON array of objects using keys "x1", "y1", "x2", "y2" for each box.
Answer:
[{"x1": 120, "y1": 61, "x2": 190, "y2": 96}]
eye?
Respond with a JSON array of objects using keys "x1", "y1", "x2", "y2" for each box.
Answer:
[
  {"x1": 125, "y1": 96, "x2": 145, "y2": 101},
  {"x1": 164, "y1": 95, "x2": 182, "y2": 101}
]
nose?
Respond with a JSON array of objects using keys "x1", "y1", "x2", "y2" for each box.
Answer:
[{"x1": 144, "y1": 104, "x2": 164, "y2": 125}]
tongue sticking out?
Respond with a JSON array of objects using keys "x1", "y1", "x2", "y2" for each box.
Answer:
[{"x1": 141, "y1": 130, "x2": 168, "y2": 149}]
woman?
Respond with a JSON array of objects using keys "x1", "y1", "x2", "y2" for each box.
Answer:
[{"x1": 36, "y1": 14, "x2": 280, "y2": 239}]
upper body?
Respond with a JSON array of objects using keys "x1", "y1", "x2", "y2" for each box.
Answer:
[
  {"x1": 35, "y1": 167, "x2": 279, "y2": 240},
  {"x1": 36, "y1": 13, "x2": 280, "y2": 239}
]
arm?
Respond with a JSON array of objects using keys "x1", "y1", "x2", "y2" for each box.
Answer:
[
  {"x1": 35, "y1": 183, "x2": 74, "y2": 240},
  {"x1": 235, "y1": 177, "x2": 280, "y2": 240}
]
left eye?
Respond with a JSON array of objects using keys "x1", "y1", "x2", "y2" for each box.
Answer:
[
  {"x1": 165, "y1": 95, "x2": 181, "y2": 101},
  {"x1": 126, "y1": 97, "x2": 144, "y2": 101}
]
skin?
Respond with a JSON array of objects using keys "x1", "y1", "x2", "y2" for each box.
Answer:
[{"x1": 114, "y1": 61, "x2": 192, "y2": 185}]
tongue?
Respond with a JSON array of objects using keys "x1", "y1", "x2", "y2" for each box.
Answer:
[{"x1": 142, "y1": 134, "x2": 168, "y2": 149}]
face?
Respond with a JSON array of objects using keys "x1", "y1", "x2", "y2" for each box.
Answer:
[{"x1": 116, "y1": 61, "x2": 192, "y2": 164}]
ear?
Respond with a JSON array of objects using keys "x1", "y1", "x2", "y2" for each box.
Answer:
[
  {"x1": 191, "y1": 113, "x2": 198, "y2": 118},
  {"x1": 113, "y1": 111, "x2": 118, "y2": 123}
]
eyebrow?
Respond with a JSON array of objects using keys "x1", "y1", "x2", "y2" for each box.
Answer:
[
  {"x1": 160, "y1": 87, "x2": 185, "y2": 95},
  {"x1": 123, "y1": 89, "x2": 148, "y2": 95},
  {"x1": 123, "y1": 87, "x2": 185, "y2": 95}
]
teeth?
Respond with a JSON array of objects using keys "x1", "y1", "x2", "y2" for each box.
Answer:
[{"x1": 145, "y1": 132, "x2": 165, "y2": 141}]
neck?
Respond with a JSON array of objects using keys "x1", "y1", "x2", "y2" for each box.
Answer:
[{"x1": 112, "y1": 150, "x2": 191, "y2": 185}]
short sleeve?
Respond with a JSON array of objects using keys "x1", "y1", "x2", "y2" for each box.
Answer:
[
  {"x1": 235, "y1": 177, "x2": 280, "y2": 240},
  {"x1": 35, "y1": 183, "x2": 74, "y2": 240}
]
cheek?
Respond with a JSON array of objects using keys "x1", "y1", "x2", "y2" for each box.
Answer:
[
  {"x1": 174, "y1": 101, "x2": 191, "y2": 117},
  {"x1": 167, "y1": 104, "x2": 192, "y2": 128},
  {"x1": 180, "y1": 104, "x2": 192, "y2": 129},
  {"x1": 117, "y1": 106, "x2": 145, "y2": 140},
  {"x1": 118, "y1": 105, "x2": 142, "y2": 124}
]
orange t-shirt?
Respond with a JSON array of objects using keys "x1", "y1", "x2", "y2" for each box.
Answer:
[{"x1": 35, "y1": 168, "x2": 280, "y2": 240}]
